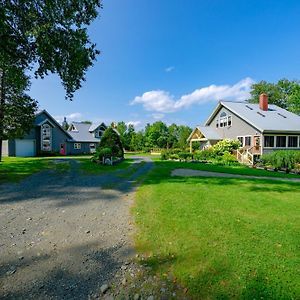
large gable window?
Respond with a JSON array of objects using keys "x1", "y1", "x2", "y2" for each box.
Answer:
[
  {"x1": 41, "y1": 124, "x2": 52, "y2": 151},
  {"x1": 217, "y1": 111, "x2": 232, "y2": 128}
]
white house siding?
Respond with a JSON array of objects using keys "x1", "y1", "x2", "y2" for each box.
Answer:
[{"x1": 207, "y1": 107, "x2": 261, "y2": 139}]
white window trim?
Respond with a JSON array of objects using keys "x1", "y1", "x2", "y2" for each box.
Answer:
[
  {"x1": 275, "y1": 135, "x2": 288, "y2": 148},
  {"x1": 287, "y1": 136, "x2": 299, "y2": 148},
  {"x1": 74, "y1": 143, "x2": 81, "y2": 150},
  {"x1": 263, "y1": 135, "x2": 276, "y2": 148},
  {"x1": 40, "y1": 123, "x2": 52, "y2": 152},
  {"x1": 263, "y1": 135, "x2": 300, "y2": 149},
  {"x1": 216, "y1": 112, "x2": 232, "y2": 128},
  {"x1": 237, "y1": 135, "x2": 252, "y2": 147}
]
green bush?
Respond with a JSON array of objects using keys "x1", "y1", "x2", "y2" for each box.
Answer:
[
  {"x1": 169, "y1": 153, "x2": 179, "y2": 160},
  {"x1": 261, "y1": 150, "x2": 300, "y2": 170},
  {"x1": 94, "y1": 127, "x2": 124, "y2": 161},
  {"x1": 160, "y1": 149, "x2": 169, "y2": 160},
  {"x1": 96, "y1": 147, "x2": 112, "y2": 161},
  {"x1": 218, "y1": 151, "x2": 239, "y2": 165},
  {"x1": 193, "y1": 148, "x2": 215, "y2": 161},
  {"x1": 178, "y1": 151, "x2": 192, "y2": 161},
  {"x1": 212, "y1": 139, "x2": 241, "y2": 156}
]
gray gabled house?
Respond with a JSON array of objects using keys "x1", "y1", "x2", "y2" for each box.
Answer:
[
  {"x1": 3, "y1": 110, "x2": 107, "y2": 157},
  {"x1": 188, "y1": 94, "x2": 300, "y2": 164}
]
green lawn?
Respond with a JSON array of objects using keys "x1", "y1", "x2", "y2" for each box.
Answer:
[
  {"x1": 0, "y1": 156, "x2": 134, "y2": 183},
  {"x1": 133, "y1": 161, "x2": 300, "y2": 299},
  {"x1": 77, "y1": 157, "x2": 134, "y2": 174},
  {"x1": 158, "y1": 160, "x2": 300, "y2": 178}
]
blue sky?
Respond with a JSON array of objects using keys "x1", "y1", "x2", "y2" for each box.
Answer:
[{"x1": 29, "y1": 0, "x2": 300, "y2": 130}]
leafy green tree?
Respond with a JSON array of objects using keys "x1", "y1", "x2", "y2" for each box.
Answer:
[
  {"x1": 249, "y1": 79, "x2": 300, "y2": 114},
  {"x1": 145, "y1": 121, "x2": 169, "y2": 149},
  {"x1": 177, "y1": 125, "x2": 192, "y2": 149},
  {"x1": 0, "y1": 67, "x2": 37, "y2": 161},
  {"x1": 81, "y1": 120, "x2": 92, "y2": 124},
  {"x1": 0, "y1": 0, "x2": 102, "y2": 160},
  {"x1": 124, "y1": 124, "x2": 135, "y2": 150},
  {"x1": 97, "y1": 127, "x2": 124, "y2": 159}
]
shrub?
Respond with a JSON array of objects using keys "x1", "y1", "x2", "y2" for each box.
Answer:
[
  {"x1": 212, "y1": 139, "x2": 241, "y2": 156},
  {"x1": 94, "y1": 127, "x2": 124, "y2": 161},
  {"x1": 178, "y1": 151, "x2": 192, "y2": 161},
  {"x1": 261, "y1": 150, "x2": 300, "y2": 170},
  {"x1": 193, "y1": 148, "x2": 215, "y2": 161},
  {"x1": 96, "y1": 147, "x2": 112, "y2": 161},
  {"x1": 219, "y1": 151, "x2": 239, "y2": 165},
  {"x1": 160, "y1": 149, "x2": 170, "y2": 160}
]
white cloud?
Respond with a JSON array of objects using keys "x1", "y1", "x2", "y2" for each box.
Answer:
[
  {"x1": 126, "y1": 120, "x2": 142, "y2": 128},
  {"x1": 131, "y1": 77, "x2": 254, "y2": 113},
  {"x1": 165, "y1": 66, "x2": 175, "y2": 72},
  {"x1": 152, "y1": 113, "x2": 165, "y2": 120},
  {"x1": 54, "y1": 112, "x2": 83, "y2": 123}
]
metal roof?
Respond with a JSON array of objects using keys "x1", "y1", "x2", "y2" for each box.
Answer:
[
  {"x1": 187, "y1": 126, "x2": 221, "y2": 141},
  {"x1": 67, "y1": 122, "x2": 101, "y2": 142},
  {"x1": 197, "y1": 126, "x2": 221, "y2": 140},
  {"x1": 206, "y1": 101, "x2": 300, "y2": 133}
]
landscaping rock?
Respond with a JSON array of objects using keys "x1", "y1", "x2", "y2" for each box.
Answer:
[{"x1": 100, "y1": 284, "x2": 109, "y2": 294}]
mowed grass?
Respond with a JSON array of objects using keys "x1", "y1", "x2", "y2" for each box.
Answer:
[
  {"x1": 78, "y1": 157, "x2": 134, "y2": 174},
  {"x1": 0, "y1": 156, "x2": 51, "y2": 183},
  {"x1": 159, "y1": 160, "x2": 300, "y2": 178},
  {"x1": 134, "y1": 161, "x2": 300, "y2": 299},
  {"x1": 0, "y1": 156, "x2": 134, "y2": 183}
]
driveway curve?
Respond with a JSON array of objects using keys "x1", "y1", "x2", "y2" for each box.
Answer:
[{"x1": 0, "y1": 156, "x2": 153, "y2": 299}]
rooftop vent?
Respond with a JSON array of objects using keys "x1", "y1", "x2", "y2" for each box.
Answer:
[
  {"x1": 257, "y1": 111, "x2": 266, "y2": 117},
  {"x1": 277, "y1": 113, "x2": 287, "y2": 118},
  {"x1": 245, "y1": 105, "x2": 253, "y2": 110}
]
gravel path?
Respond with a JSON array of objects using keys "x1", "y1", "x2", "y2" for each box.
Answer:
[
  {"x1": 0, "y1": 156, "x2": 153, "y2": 299},
  {"x1": 171, "y1": 168, "x2": 300, "y2": 181}
]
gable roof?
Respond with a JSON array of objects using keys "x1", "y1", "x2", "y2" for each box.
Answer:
[
  {"x1": 67, "y1": 122, "x2": 105, "y2": 142},
  {"x1": 187, "y1": 126, "x2": 221, "y2": 141},
  {"x1": 206, "y1": 101, "x2": 300, "y2": 133},
  {"x1": 35, "y1": 110, "x2": 73, "y2": 139}
]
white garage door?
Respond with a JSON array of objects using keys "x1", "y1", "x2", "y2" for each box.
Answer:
[
  {"x1": 2, "y1": 140, "x2": 8, "y2": 157},
  {"x1": 15, "y1": 139, "x2": 36, "y2": 157}
]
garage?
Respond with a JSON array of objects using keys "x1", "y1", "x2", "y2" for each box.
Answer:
[{"x1": 15, "y1": 139, "x2": 36, "y2": 157}]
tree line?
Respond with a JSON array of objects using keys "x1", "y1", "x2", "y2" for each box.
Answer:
[{"x1": 116, "y1": 121, "x2": 192, "y2": 152}]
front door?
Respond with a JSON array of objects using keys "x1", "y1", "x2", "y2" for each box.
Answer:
[{"x1": 60, "y1": 143, "x2": 66, "y2": 155}]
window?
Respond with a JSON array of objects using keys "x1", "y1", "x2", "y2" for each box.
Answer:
[
  {"x1": 216, "y1": 111, "x2": 232, "y2": 128},
  {"x1": 237, "y1": 136, "x2": 244, "y2": 146},
  {"x1": 245, "y1": 136, "x2": 251, "y2": 146},
  {"x1": 264, "y1": 136, "x2": 275, "y2": 148},
  {"x1": 228, "y1": 116, "x2": 232, "y2": 126},
  {"x1": 276, "y1": 136, "x2": 286, "y2": 148},
  {"x1": 90, "y1": 143, "x2": 96, "y2": 153},
  {"x1": 288, "y1": 136, "x2": 298, "y2": 148},
  {"x1": 74, "y1": 143, "x2": 81, "y2": 149},
  {"x1": 41, "y1": 124, "x2": 52, "y2": 151}
]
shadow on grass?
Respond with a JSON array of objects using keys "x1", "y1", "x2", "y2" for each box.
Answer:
[{"x1": 0, "y1": 157, "x2": 153, "y2": 206}]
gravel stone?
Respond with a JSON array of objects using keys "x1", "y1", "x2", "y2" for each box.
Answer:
[{"x1": 0, "y1": 157, "x2": 153, "y2": 299}]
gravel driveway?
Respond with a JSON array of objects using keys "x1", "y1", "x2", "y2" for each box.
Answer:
[{"x1": 0, "y1": 157, "x2": 153, "y2": 299}]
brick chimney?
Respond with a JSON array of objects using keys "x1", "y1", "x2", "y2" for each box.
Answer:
[{"x1": 259, "y1": 93, "x2": 268, "y2": 111}]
